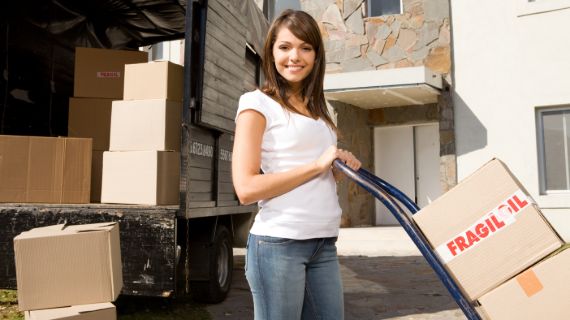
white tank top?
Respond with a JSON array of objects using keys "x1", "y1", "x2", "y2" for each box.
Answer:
[{"x1": 236, "y1": 89, "x2": 342, "y2": 240}]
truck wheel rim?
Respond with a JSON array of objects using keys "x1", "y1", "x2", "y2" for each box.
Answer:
[{"x1": 218, "y1": 240, "x2": 229, "y2": 287}]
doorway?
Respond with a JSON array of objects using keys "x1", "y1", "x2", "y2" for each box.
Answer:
[{"x1": 373, "y1": 124, "x2": 442, "y2": 225}]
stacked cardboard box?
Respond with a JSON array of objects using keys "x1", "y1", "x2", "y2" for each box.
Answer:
[
  {"x1": 478, "y1": 245, "x2": 570, "y2": 319},
  {"x1": 0, "y1": 135, "x2": 92, "y2": 204},
  {"x1": 100, "y1": 61, "x2": 182, "y2": 205},
  {"x1": 13, "y1": 222, "x2": 122, "y2": 320},
  {"x1": 412, "y1": 159, "x2": 565, "y2": 318},
  {"x1": 68, "y1": 47, "x2": 148, "y2": 202}
]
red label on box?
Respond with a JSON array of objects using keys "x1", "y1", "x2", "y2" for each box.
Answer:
[
  {"x1": 435, "y1": 190, "x2": 530, "y2": 263},
  {"x1": 96, "y1": 71, "x2": 121, "y2": 78}
]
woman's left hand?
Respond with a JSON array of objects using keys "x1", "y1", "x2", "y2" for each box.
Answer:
[
  {"x1": 337, "y1": 149, "x2": 361, "y2": 171},
  {"x1": 332, "y1": 149, "x2": 361, "y2": 182}
]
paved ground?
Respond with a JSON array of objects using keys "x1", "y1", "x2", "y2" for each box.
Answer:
[{"x1": 207, "y1": 227, "x2": 467, "y2": 320}]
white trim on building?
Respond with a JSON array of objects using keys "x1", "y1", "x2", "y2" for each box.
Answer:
[{"x1": 324, "y1": 66, "x2": 442, "y2": 108}]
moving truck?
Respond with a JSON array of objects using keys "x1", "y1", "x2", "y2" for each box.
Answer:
[{"x1": 0, "y1": 0, "x2": 268, "y2": 303}]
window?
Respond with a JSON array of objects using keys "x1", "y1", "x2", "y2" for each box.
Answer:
[
  {"x1": 517, "y1": 0, "x2": 570, "y2": 16},
  {"x1": 367, "y1": 0, "x2": 402, "y2": 17},
  {"x1": 244, "y1": 44, "x2": 263, "y2": 91},
  {"x1": 537, "y1": 107, "x2": 570, "y2": 193}
]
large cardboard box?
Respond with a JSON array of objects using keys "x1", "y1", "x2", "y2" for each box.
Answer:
[
  {"x1": 413, "y1": 159, "x2": 562, "y2": 301},
  {"x1": 109, "y1": 99, "x2": 181, "y2": 151},
  {"x1": 123, "y1": 61, "x2": 183, "y2": 101},
  {"x1": 74, "y1": 47, "x2": 148, "y2": 99},
  {"x1": 25, "y1": 303, "x2": 116, "y2": 320},
  {"x1": 14, "y1": 223, "x2": 122, "y2": 311},
  {"x1": 101, "y1": 151, "x2": 180, "y2": 205},
  {"x1": 478, "y1": 247, "x2": 570, "y2": 320},
  {"x1": 68, "y1": 97, "x2": 113, "y2": 151},
  {"x1": 0, "y1": 135, "x2": 92, "y2": 204}
]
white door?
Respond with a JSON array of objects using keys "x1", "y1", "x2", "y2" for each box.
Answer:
[
  {"x1": 374, "y1": 126, "x2": 415, "y2": 225},
  {"x1": 373, "y1": 124, "x2": 442, "y2": 225},
  {"x1": 414, "y1": 125, "x2": 442, "y2": 207}
]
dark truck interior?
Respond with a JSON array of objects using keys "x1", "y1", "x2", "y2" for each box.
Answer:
[
  {"x1": 0, "y1": 0, "x2": 187, "y2": 137},
  {"x1": 0, "y1": 0, "x2": 267, "y2": 299}
]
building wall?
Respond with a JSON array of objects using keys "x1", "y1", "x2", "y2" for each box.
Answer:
[
  {"x1": 451, "y1": 0, "x2": 570, "y2": 240},
  {"x1": 301, "y1": 0, "x2": 452, "y2": 226},
  {"x1": 301, "y1": 0, "x2": 451, "y2": 74},
  {"x1": 330, "y1": 100, "x2": 374, "y2": 226}
]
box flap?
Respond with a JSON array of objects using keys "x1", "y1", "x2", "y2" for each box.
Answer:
[
  {"x1": 64, "y1": 222, "x2": 117, "y2": 233},
  {"x1": 15, "y1": 223, "x2": 117, "y2": 239},
  {"x1": 25, "y1": 302, "x2": 115, "y2": 320},
  {"x1": 15, "y1": 224, "x2": 66, "y2": 239}
]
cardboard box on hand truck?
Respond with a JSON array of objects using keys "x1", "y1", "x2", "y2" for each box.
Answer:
[
  {"x1": 413, "y1": 159, "x2": 562, "y2": 301},
  {"x1": 13, "y1": 222, "x2": 122, "y2": 311},
  {"x1": 478, "y1": 247, "x2": 570, "y2": 320}
]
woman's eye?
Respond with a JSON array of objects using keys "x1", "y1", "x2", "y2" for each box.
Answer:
[{"x1": 302, "y1": 47, "x2": 313, "y2": 51}]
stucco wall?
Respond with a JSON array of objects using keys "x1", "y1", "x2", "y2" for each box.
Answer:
[{"x1": 451, "y1": 1, "x2": 570, "y2": 235}]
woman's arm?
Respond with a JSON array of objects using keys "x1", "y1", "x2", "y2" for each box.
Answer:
[{"x1": 232, "y1": 109, "x2": 361, "y2": 205}]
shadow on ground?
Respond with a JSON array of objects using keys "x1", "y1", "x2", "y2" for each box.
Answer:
[
  {"x1": 340, "y1": 256, "x2": 463, "y2": 319},
  {"x1": 207, "y1": 255, "x2": 465, "y2": 320},
  {"x1": 115, "y1": 295, "x2": 211, "y2": 320}
]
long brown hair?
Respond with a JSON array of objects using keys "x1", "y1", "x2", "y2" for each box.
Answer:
[{"x1": 261, "y1": 10, "x2": 337, "y2": 132}]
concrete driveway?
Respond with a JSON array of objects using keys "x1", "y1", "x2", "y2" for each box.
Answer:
[{"x1": 207, "y1": 227, "x2": 467, "y2": 320}]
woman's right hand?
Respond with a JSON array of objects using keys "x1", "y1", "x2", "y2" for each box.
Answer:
[{"x1": 316, "y1": 146, "x2": 361, "y2": 172}]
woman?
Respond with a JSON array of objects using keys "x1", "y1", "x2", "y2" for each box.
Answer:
[{"x1": 232, "y1": 9, "x2": 361, "y2": 320}]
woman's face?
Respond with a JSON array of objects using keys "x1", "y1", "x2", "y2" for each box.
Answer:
[{"x1": 272, "y1": 26, "x2": 315, "y2": 91}]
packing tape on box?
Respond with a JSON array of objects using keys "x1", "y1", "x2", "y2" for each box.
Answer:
[
  {"x1": 516, "y1": 269, "x2": 544, "y2": 297},
  {"x1": 435, "y1": 190, "x2": 530, "y2": 263}
]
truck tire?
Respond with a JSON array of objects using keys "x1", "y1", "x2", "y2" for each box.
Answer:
[{"x1": 190, "y1": 225, "x2": 233, "y2": 303}]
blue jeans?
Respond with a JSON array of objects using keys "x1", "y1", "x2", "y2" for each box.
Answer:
[{"x1": 245, "y1": 233, "x2": 344, "y2": 320}]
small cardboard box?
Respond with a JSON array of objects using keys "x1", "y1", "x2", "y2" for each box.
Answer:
[
  {"x1": 68, "y1": 97, "x2": 113, "y2": 151},
  {"x1": 25, "y1": 302, "x2": 116, "y2": 320},
  {"x1": 14, "y1": 223, "x2": 122, "y2": 311},
  {"x1": 101, "y1": 151, "x2": 180, "y2": 205},
  {"x1": 413, "y1": 159, "x2": 562, "y2": 301},
  {"x1": 74, "y1": 47, "x2": 148, "y2": 99},
  {"x1": 109, "y1": 99, "x2": 181, "y2": 152},
  {"x1": 123, "y1": 61, "x2": 184, "y2": 101},
  {"x1": 478, "y1": 247, "x2": 570, "y2": 320},
  {"x1": 0, "y1": 135, "x2": 92, "y2": 204}
]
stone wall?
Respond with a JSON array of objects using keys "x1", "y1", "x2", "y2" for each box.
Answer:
[
  {"x1": 438, "y1": 80, "x2": 456, "y2": 192},
  {"x1": 330, "y1": 100, "x2": 374, "y2": 227},
  {"x1": 300, "y1": 0, "x2": 450, "y2": 74}
]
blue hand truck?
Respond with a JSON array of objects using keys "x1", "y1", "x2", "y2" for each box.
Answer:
[{"x1": 333, "y1": 159, "x2": 482, "y2": 320}]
